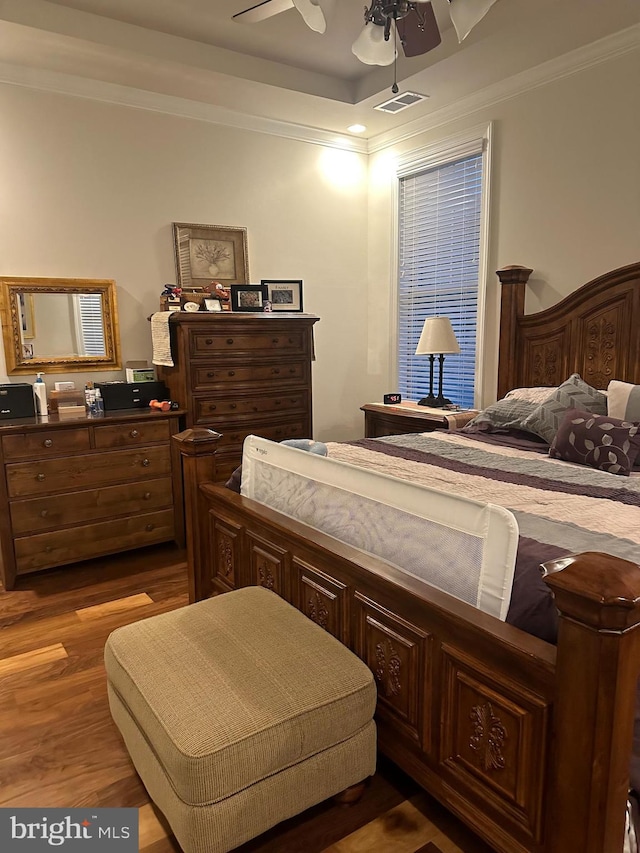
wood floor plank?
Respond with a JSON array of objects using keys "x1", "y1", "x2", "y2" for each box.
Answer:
[
  {"x1": 75, "y1": 592, "x2": 154, "y2": 621},
  {"x1": 0, "y1": 642, "x2": 67, "y2": 675},
  {"x1": 321, "y1": 797, "x2": 439, "y2": 853},
  {"x1": 139, "y1": 802, "x2": 172, "y2": 848}
]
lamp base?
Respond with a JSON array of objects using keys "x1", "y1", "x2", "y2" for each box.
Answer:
[{"x1": 417, "y1": 395, "x2": 451, "y2": 408}]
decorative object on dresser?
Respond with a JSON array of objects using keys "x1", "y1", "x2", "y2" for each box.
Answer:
[
  {"x1": 261, "y1": 279, "x2": 304, "y2": 312},
  {"x1": 0, "y1": 408, "x2": 185, "y2": 590},
  {"x1": 361, "y1": 401, "x2": 477, "y2": 438},
  {"x1": 172, "y1": 223, "x2": 249, "y2": 290},
  {"x1": 414, "y1": 316, "x2": 461, "y2": 407},
  {"x1": 156, "y1": 312, "x2": 319, "y2": 483}
]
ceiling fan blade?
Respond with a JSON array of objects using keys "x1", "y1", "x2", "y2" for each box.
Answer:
[
  {"x1": 396, "y1": 2, "x2": 441, "y2": 58},
  {"x1": 233, "y1": 0, "x2": 294, "y2": 25}
]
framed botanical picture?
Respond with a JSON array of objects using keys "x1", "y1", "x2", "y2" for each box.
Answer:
[
  {"x1": 173, "y1": 223, "x2": 249, "y2": 289},
  {"x1": 230, "y1": 284, "x2": 265, "y2": 312},
  {"x1": 261, "y1": 279, "x2": 303, "y2": 312}
]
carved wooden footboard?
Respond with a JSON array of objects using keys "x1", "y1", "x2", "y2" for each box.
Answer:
[{"x1": 176, "y1": 428, "x2": 640, "y2": 853}]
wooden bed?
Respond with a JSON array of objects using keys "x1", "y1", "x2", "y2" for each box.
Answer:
[{"x1": 175, "y1": 261, "x2": 640, "y2": 853}]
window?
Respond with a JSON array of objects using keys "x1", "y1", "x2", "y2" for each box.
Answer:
[
  {"x1": 396, "y1": 129, "x2": 490, "y2": 409},
  {"x1": 74, "y1": 293, "x2": 106, "y2": 356}
]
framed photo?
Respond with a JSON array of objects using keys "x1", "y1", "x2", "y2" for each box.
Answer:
[
  {"x1": 261, "y1": 279, "x2": 303, "y2": 312},
  {"x1": 173, "y1": 223, "x2": 249, "y2": 289},
  {"x1": 204, "y1": 298, "x2": 222, "y2": 312},
  {"x1": 230, "y1": 284, "x2": 265, "y2": 312}
]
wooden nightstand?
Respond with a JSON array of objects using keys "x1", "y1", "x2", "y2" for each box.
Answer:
[{"x1": 361, "y1": 402, "x2": 478, "y2": 438}]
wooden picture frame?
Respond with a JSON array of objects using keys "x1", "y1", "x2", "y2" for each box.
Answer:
[
  {"x1": 261, "y1": 279, "x2": 303, "y2": 312},
  {"x1": 230, "y1": 284, "x2": 265, "y2": 312},
  {"x1": 173, "y1": 223, "x2": 249, "y2": 290}
]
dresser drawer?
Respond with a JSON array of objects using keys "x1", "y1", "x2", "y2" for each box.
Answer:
[
  {"x1": 93, "y1": 419, "x2": 171, "y2": 448},
  {"x1": 194, "y1": 391, "x2": 308, "y2": 425},
  {"x1": 190, "y1": 330, "x2": 306, "y2": 357},
  {"x1": 2, "y1": 427, "x2": 91, "y2": 460},
  {"x1": 192, "y1": 361, "x2": 307, "y2": 392},
  {"x1": 215, "y1": 420, "x2": 309, "y2": 452},
  {"x1": 14, "y1": 509, "x2": 175, "y2": 574},
  {"x1": 6, "y1": 446, "x2": 172, "y2": 498},
  {"x1": 10, "y1": 476, "x2": 173, "y2": 534}
]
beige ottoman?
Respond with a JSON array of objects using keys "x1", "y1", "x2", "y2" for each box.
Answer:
[{"x1": 104, "y1": 586, "x2": 377, "y2": 853}]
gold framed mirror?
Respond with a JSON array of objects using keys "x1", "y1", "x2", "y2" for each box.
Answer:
[{"x1": 0, "y1": 277, "x2": 122, "y2": 374}]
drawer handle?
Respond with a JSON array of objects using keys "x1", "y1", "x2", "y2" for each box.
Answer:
[
  {"x1": 275, "y1": 400, "x2": 282, "y2": 405},
  {"x1": 43, "y1": 439, "x2": 53, "y2": 448},
  {"x1": 272, "y1": 337, "x2": 279, "y2": 344},
  {"x1": 205, "y1": 338, "x2": 213, "y2": 345},
  {"x1": 271, "y1": 368, "x2": 280, "y2": 375},
  {"x1": 143, "y1": 492, "x2": 151, "y2": 500},
  {"x1": 130, "y1": 429, "x2": 139, "y2": 438},
  {"x1": 228, "y1": 370, "x2": 235, "y2": 377},
  {"x1": 230, "y1": 403, "x2": 237, "y2": 410},
  {"x1": 226, "y1": 338, "x2": 234, "y2": 345},
  {"x1": 36, "y1": 473, "x2": 46, "y2": 482},
  {"x1": 289, "y1": 368, "x2": 296, "y2": 374},
  {"x1": 145, "y1": 523, "x2": 155, "y2": 532},
  {"x1": 209, "y1": 404, "x2": 217, "y2": 411},
  {"x1": 40, "y1": 509, "x2": 48, "y2": 518},
  {"x1": 275, "y1": 429, "x2": 283, "y2": 436},
  {"x1": 207, "y1": 371, "x2": 215, "y2": 378},
  {"x1": 288, "y1": 338, "x2": 294, "y2": 344},
  {"x1": 141, "y1": 458, "x2": 150, "y2": 467},
  {"x1": 45, "y1": 545, "x2": 53, "y2": 553}
]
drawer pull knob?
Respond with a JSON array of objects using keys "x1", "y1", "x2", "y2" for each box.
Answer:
[
  {"x1": 40, "y1": 509, "x2": 48, "y2": 518},
  {"x1": 275, "y1": 400, "x2": 282, "y2": 405},
  {"x1": 145, "y1": 523, "x2": 155, "y2": 532},
  {"x1": 289, "y1": 368, "x2": 296, "y2": 374},
  {"x1": 209, "y1": 404, "x2": 217, "y2": 411},
  {"x1": 228, "y1": 370, "x2": 235, "y2": 377},
  {"x1": 141, "y1": 458, "x2": 150, "y2": 467},
  {"x1": 43, "y1": 439, "x2": 53, "y2": 448},
  {"x1": 272, "y1": 338, "x2": 279, "y2": 344},
  {"x1": 230, "y1": 403, "x2": 237, "y2": 410},
  {"x1": 36, "y1": 473, "x2": 46, "y2": 482},
  {"x1": 143, "y1": 492, "x2": 151, "y2": 500},
  {"x1": 271, "y1": 368, "x2": 280, "y2": 375},
  {"x1": 45, "y1": 545, "x2": 53, "y2": 553},
  {"x1": 226, "y1": 338, "x2": 234, "y2": 345},
  {"x1": 205, "y1": 338, "x2": 213, "y2": 345},
  {"x1": 207, "y1": 371, "x2": 215, "y2": 378},
  {"x1": 130, "y1": 429, "x2": 139, "y2": 438}
]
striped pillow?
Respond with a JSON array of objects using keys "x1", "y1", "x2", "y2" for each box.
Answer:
[{"x1": 607, "y1": 380, "x2": 640, "y2": 421}]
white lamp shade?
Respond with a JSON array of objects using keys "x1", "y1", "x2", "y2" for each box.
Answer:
[
  {"x1": 448, "y1": 0, "x2": 499, "y2": 42},
  {"x1": 352, "y1": 23, "x2": 397, "y2": 66},
  {"x1": 415, "y1": 316, "x2": 461, "y2": 355},
  {"x1": 293, "y1": 0, "x2": 327, "y2": 33}
]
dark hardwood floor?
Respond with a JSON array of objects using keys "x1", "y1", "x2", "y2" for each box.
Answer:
[{"x1": 0, "y1": 544, "x2": 494, "y2": 852}]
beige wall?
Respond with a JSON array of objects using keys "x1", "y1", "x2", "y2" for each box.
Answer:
[
  {"x1": 0, "y1": 85, "x2": 368, "y2": 439},
  {"x1": 0, "y1": 46, "x2": 638, "y2": 438},
  {"x1": 367, "y1": 49, "x2": 640, "y2": 408}
]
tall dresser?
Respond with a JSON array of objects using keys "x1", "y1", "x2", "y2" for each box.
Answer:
[
  {"x1": 0, "y1": 409, "x2": 184, "y2": 590},
  {"x1": 157, "y1": 313, "x2": 319, "y2": 483}
]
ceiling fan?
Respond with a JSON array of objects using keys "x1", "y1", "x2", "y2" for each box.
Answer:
[{"x1": 233, "y1": 1, "x2": 499, "y2": 68}]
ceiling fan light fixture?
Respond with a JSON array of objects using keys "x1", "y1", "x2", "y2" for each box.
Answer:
[
  {"x1": 447, "y1": 0, "x2": 499, "y2": 42},
  {"x1": 292, "y1": 0, "x2": 326, "y2": 33},
  {"x1": 352, "y1": 22, "x2": 397, "y2": 67}
]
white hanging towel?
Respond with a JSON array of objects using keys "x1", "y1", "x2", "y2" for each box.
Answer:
[{"x1": 151, "y1": 312, "x2": 174, "y2": 367}]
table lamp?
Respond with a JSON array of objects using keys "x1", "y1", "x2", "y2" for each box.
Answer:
[{"x1": 414, "y1": 316, "x2": 461, "y2": 407}]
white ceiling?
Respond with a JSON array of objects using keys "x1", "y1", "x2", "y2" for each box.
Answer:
[{"x1": 0, "y1": 0, "x2": 638, "y2": 140}]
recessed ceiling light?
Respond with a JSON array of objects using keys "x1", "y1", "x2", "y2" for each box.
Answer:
[{"x1": 347, "y1": 124, "x2": 367, "y2": 134}]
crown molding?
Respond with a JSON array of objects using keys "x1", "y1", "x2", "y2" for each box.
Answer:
[
  {"x1": 367, "y1": 24, "x2": 639, "y2": 153},
  {"x1": 0, "y1": 23, "x2": 636, "y2": 157},
  {"x1": 0, "y1": 61, "x2": 369, "y2": 154}
]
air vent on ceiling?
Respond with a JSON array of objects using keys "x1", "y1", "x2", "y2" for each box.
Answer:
[{"x1": 374, "y1": 91, "x2": 429, "y2": 114}]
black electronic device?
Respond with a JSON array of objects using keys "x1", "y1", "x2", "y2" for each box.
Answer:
[
  {"x1": 0, "y1": 383, "x2": 36, "y2": 420},
  {"x1": 383, "y1": 393, "x2": 402, "y2": 405},
  {"x1": 96, "y1": 381, "x2": 169, "y2": 411}
]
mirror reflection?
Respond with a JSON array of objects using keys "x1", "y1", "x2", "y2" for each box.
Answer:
[{"x1": 0, "y1": 277, "x2": 121, "y2": 374}]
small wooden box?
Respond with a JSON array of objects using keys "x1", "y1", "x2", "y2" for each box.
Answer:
[{"x1": 49, "y1": 389, "x2": 86, "y2": 413}]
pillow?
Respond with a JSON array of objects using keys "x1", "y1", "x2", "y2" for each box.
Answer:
[
  {"x1": 461, "y1": 397, "x2": 538, "y2": 433},
  {"x1": 520, "y1": 373, "x2": 607, "y2": 444},
  {"x1": 504, "y1": 386, "x2": 557, "y2": 405},
  {"x1": 607, "y1": 380, "x2": 640, "y2": 422},
  {"x1": 549, "y1": 408, "x2": 640, "y2": 475}
]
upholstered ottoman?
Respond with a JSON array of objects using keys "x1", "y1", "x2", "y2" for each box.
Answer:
[{"x1": 104, "y1": 586, "x2": 377, "y2": 853}]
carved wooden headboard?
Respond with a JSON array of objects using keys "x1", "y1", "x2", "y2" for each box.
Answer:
[{"x1": 496, "y1": 262, "x2": 640, "y2": 399}]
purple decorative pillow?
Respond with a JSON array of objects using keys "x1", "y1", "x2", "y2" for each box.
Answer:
[{"x1": 549, "y1": 408, "x2": 640, "y2": 475}]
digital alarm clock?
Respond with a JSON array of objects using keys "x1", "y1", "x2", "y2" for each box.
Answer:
[{"x1": 383, "y1": 393, "x2": 402, "y2": 405}]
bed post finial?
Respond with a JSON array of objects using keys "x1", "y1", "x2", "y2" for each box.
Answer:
[
  {"x1": 496, "y1": 265, "x2": 533, "y2": 399},
  {"x1": 543, "y1": 552, "x2": 640, "y2": 852}
]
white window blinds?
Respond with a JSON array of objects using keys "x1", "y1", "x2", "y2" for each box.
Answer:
[
  {"x1": 77, "y1": 294, "x2": 106, "y2": 356},
  {"x1": 397, "y1": 153, "x2": 483, "y2": 410}
]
